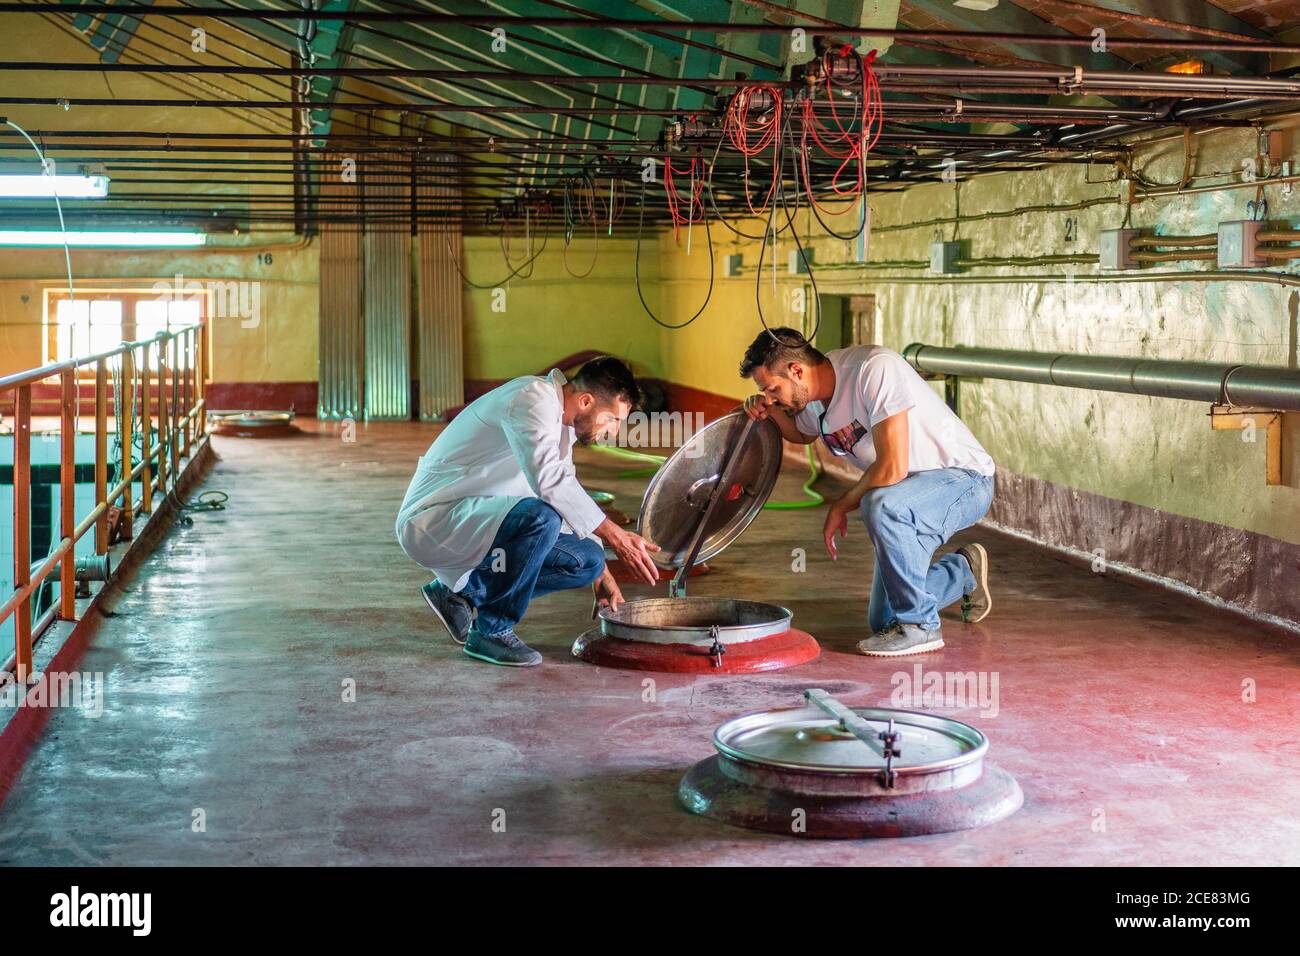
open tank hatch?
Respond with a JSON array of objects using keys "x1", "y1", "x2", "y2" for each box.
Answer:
[{"x1": 573, "y1": 409, "x2": 820, "y2": 673}]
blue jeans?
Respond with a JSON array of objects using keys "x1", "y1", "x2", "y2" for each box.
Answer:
[
  {"x1": 458, "y1": 498, "x2": 606, "y2": 636},
  {"x1": 861, "y1": 467, "x2": 994, "y2": 632}
]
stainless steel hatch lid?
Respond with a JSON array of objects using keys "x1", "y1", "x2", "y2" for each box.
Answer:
[
  {"x1": 636, "y1": 410, "x2": 783, "y2": 569},
  {"x1": 598, "y1": 596, "x2": 792, "y2": 645},
  {"x1": 713, "y1": 705, "x2": 989, "y2": 776}
]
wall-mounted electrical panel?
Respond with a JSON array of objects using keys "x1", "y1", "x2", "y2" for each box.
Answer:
[
  {"x1": 930, "y1": 241, "x2": 962, "y2": 274},
  {"x1": 1216, "y1": 220, "x2": 1266, "y2": 269},
  {"x1": 1099, "y1": 228, "x2": 1140, "y2": 270}
]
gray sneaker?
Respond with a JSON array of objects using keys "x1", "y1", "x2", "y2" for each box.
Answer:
[
  {"x1": 956, "y1": 542, "x2": 992, "y2": 623},
  {"x1": 464, "y1": 627, "x2": 543, "y2": 667},
  {"x1": 857, "y1": 622, "x2": 944, "y2": 657},
  {"x1": 421, "y1": 581, "x2": 475, "y2": 645}
]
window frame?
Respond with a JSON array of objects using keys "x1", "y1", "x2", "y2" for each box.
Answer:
[{"x1": 42, "y1": 285, "x2": 212, "y2": 377}]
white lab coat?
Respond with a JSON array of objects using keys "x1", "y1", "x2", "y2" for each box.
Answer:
[{"x1": 395, "y1": 369, "x2": 607, "y2": 593}]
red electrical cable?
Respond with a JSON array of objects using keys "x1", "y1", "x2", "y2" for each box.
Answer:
[
  {"x1": 799, "y1": 47, "x2": 884, "y2": 215},
  {"x1": 723, "y1": 85, "x2": 784, "y2": 216},
  {"x1": 663, "y1": 154, "x2": 706, "y2": 242}
]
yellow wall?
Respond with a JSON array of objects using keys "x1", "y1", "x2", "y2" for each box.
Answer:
[
  {"x1": 0, "y1": 14, "x2": 310, "y2": 383},
  {"x1": 460, "y1": 233, "x2": 664, "y2": 381},
  {"x1": 0, "y1": 240, "x2": 318, "y2": 383}
]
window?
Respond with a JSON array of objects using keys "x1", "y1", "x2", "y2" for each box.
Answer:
[
  {"x1": 44, "y1": 288, "x2": 208, "y2": 372},
  {"x1": 134, "y1": 299, "x2": 203, "y2": 369},
  {"x1": 55, "y1": 298, "x2": 123, "y2": 360}
]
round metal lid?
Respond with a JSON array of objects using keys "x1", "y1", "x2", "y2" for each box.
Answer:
[
  {"x1": 598, "y1": 596, "x2": 792, "y2": 645},
  {"x1": 208, "y1": 410, "x2": 294, "y2": 427},
  {"x1": 637, "y1": 410, "x2": 783, "y2": 569},
  {"x1": 713, "y1": 705, "x2": 988, "y2": 776}
]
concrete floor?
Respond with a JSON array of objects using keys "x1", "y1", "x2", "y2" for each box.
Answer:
[{"x1": 0, "y1": 418, "x2": 1297, "y2": 866}]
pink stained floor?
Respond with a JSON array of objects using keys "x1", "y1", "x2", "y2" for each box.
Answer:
[{"x1": 0, "y1": 418, "x2": 1296, "y2": 866}]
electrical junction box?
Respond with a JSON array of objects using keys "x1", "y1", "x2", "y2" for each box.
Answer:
[
  {"x1": 788, "y1": 248, "x2": 814, "y2": 274},
  {"x1": 723, "y1": 253, "x2": 743, "y2": 277},
  {"x1": 1099, "y1": 228, "x2": 1140, "y2": 270},
  {"x1": 929, "y1": 241, "x2": 962, "y2": 274},
  {"x1": 1217, "y1": 220, "x2": 1266, "y2": 268}
]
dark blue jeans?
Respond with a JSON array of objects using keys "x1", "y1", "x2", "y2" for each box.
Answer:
[{"x1": 458, "y1": 498, "x2": 606, "y2": 636}]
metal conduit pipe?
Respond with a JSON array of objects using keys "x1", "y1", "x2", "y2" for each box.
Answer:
[{"x1": 903, "y1": 344, "x2": 1300, "y2": 411}]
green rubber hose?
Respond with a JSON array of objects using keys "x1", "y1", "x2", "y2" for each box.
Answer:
[
  {"x1": 588, "y1": 443, "x2": 666, "y2": 479},
  {"x1": 763, "y1": 445, "x2": 825, "y2": 509}
]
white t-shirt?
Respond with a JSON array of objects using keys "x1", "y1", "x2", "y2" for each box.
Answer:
[{"x1": 793, "y1": 345, "x2": 995, "y2": 477}]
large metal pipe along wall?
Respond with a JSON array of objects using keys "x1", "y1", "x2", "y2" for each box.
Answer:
[{"x1": 903, "y1": 344, "x2": 1300, "y2": 411}]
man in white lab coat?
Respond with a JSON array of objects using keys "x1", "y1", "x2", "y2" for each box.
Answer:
[{"x1": 396, "y1": 357, "x2": 660, "y2": 666}]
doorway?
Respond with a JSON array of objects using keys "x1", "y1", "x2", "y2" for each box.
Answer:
[{"x1": 815, "y1": 293, "x2": 876, "y2": 352}]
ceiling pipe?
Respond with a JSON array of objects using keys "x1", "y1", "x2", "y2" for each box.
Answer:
[
  {"x1": 7, "y1": 63, "x2": 1298, "y2": 96},
  {"x1": 0, "y1": 95, "x2": 1180, "y2": 123},
  {"x1": 903, "y1": 344, "x2": 1300, "y2": 411}
]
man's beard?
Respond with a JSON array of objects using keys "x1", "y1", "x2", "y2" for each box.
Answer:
[
  {"x1": 779, "y1": 380, "x2": 812, "y2": 415},
  {"x1": 573, "y1": 410, "x2": 602, "y2": 446}
]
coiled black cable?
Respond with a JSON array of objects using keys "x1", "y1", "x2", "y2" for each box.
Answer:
[{"x1": 633, "y1": 180, "x2": 713, "y2": 330}]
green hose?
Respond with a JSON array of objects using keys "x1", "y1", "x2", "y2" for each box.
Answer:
[
  {"x1": 763, "y1": 445, "x2": 825, "y2": 509},
  {"x1": 588, "y1": 443, "x2": 665, "y2": 479},
  {"x1": 588, "y1": 441, "x2": 824, "y2": 507}
]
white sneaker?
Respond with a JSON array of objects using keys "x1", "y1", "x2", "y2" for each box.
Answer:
[{"x1": 857, "y1": 623, "x2": 945, "y2": 657}]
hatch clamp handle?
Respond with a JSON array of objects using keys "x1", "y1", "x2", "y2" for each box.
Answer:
[
  {"x1": 804, "y1": 688, "x2": 904, "y2": 789},
  {"x1": 708, "y1": 625, "x2": 726, "y2": 669},
  {"x1": 668, "y1": 414, "x2": 758, "y2": 599}
]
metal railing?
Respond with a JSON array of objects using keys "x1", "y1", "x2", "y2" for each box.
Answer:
[{"x1": 1, "y1": 322, "x2": 208, "y2": 681}]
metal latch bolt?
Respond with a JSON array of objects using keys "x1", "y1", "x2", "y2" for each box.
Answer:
[
  {"x1": 708, "y1": 624, "x2": 726, "y2": 669},
  {"x1": 805, "y1": 688, "x2": 904, "y2": 789}
]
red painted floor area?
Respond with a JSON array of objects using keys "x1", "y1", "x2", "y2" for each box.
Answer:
[{"x1": 0, "y1": 418, "x2": 1296, "y2": 865}]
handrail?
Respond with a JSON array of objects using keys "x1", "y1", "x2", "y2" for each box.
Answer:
[
  {"x1": 0, "y1": 327, "x2": 200, "y2": 391},
  {"x1": 2, "y1": 321, "x2": 209, "y2": 681}
]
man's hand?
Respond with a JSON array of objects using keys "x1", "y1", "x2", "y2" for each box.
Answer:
[
  {"x1": 742, "y1": 394, "x2": 772, "y2": 421},
  {"x1": 744, "y1": 393, "x2": 818, "y2": 445},
  {"x1": 822, "y1": 495, "x2": 856, "y2": 560},
  {"x1": 595, "y1": 519, "x2": 661, "y2": 585},
  {"x1": 819, "y1": 413, "x2": 909, "y2": 560},
  {"x1": 592, "y1": 568, "x2": 625, "y2": 617}
]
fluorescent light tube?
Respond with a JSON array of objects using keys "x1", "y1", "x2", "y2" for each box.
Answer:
[
  {"x1": 0, "y1": 174, "x2": 109, "y2": 198},
  {"x1": 0, "y1": 230, "x2": 206, "y2": 247}
]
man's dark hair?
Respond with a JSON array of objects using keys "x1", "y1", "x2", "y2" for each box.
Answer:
[
  {"x1": 739, "y1": 327, "x2": 827, "y2": 378},
  {"x1": 572, "y1": 356, "x2": 641, "y2": 409}
]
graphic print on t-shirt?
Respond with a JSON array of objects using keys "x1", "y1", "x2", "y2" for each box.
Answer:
[{"x1": 822, "y1": 418, "x2": 868, "y2": 457}]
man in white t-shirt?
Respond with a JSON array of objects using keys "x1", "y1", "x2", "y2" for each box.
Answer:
[{"x1": 740, "y1": 328, "x2": 995, "y2": 657}]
